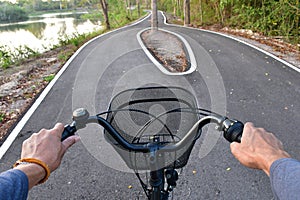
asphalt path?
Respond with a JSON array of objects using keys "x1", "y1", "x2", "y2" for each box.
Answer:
[{"x1": 0, "y1": 12, "x2": 299, "y2": 199}]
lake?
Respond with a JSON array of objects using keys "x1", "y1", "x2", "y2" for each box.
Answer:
[{"x1": 0, "y1": 12, "x2": 103, "y2": 53}]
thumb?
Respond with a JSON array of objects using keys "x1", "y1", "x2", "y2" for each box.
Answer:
[
  {"x1": 61, "y1": 135, "x2": 80, "y2": 153},
  {"x1": 230, "y1": 142, "x2": 240, "y2": 155}
]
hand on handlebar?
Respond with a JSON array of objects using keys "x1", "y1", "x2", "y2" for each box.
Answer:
[
  {"x1": 22, "y1": 123, "x2": 80, "y2": 171},
  {"x1": 230, "y1": 122, "x2": 290, "y2": 176},
  {"x1": 15, "y1": 123, "x2": 80, "y2": 189}
]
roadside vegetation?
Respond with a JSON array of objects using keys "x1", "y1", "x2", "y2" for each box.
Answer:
[
  {"x1": 0, "y1": 0, "x2": 145, "y2": 69},
  {"x1": 0, "y1": 0, "x2": 298, "y2": 69},
  {"x1": 0, "y1": 1, "x2": 147, "y2": 140},
  {"x1": 158, "y1": 0, "x2": 299, "y2": 46},
  {"x1": 0, "y1": 2, "x2": 29, "y2": 22},
  {"x1": 0, "y1": 0, "x2": 298, "y2": 140}
]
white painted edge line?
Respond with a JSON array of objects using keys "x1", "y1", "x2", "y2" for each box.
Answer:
[
  {"x1": 0, "y1": 13, "x2": 151, "y2": 160},
  {"x1": 161, "y1": 11, "x2": 300, "y2": 73},
  {"x1": 137, "y1": 27, "x2": 197, "y2": 75}
]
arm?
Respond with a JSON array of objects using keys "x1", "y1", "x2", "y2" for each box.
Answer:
[
  {"x1": 270, "y1": 158, "x2": 300, "y2": 199},
  {"x1": 0, "y1": 123, "x2": 80, "y2": 200},
  {"x1": 15, "y1": 123, "x2": 80, "y2": 189},
  {"x1": 230, "y1": 122, "x2": 300, "y2": 199},
  {"x1": 230, "y1": 122, "x2": 290, "y2": 176},
  {"x1": 0, "y1": 169, "x2": 29, "y2": 200}
]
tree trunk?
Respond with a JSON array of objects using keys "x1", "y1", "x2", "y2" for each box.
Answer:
[
  {"x1": 151, "y1": 0, "x2": 158, "y2": 30},
  {"x1": 124, "y1": 0, "x2": 129, "y2": 16},
  {"x1": 296, "y1": 0, "x2": 299, "y2": 50},
  {"x1": 137, "y1": 0, "x2": 141, "y2": 17},
  {"x1": 145, "y1": 0, "x2": 150, "y2": 9},
  {"x1": 173, "y1": 0, "x2": 176, "y2": 16},
  {"x1": 176, "y1": 0, "x2": 181, "y2": 16},
  {"x1": 199, "y1": 0, "x2": 203, "y2": 25},
  {"x1": 100, "y1": 0, "x2": 110, "y2": 30},
  {"x1": 129, "y1": 1, "x2": 132, "y2": 18},
  {"x1": 184, "y1": 0, "x2": 190, "y2": 26}
]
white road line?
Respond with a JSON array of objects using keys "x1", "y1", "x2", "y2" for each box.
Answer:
[
  {"x1": 137, "y1": 27, "x2": 197, "y2": 75},
  {"x1": 0, "y1": 13, "x2": 151, "y2": 159},
  {"x1": 161, "y1": 11, "x2": 300, "y2": 73}
]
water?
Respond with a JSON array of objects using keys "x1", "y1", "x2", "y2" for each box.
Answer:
[{"x1": 0, "y1": 12, "x2": 103, "y2": 53}]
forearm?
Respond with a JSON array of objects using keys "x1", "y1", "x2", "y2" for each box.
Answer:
[
  {"x1": 270, "y1": 158, "x2": 300, "y2": 199},
  {"x1": 15, "y1": 163, "x2": 46, "y2": 189},
  {"x1": 230, "y1": 123, "x2": 291, "y2": 176},
  {"x1": 0, "y1": 169, "x2": 29, "y2": 200}
]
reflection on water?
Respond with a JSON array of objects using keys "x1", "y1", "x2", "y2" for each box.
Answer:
[
  {"x1": 0, "y1": 23, "x2": 47, "y2": 39},
  {"x1": 0, "y1": 12, "x2": 103, "y2": 53}
]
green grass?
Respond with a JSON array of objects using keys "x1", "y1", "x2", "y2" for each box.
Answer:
[
  {"x1": 0, "y1": 45, "x2": 39, "y2": 69},
  {"x1": 43, "y1": 74, "x2": 55, "y2": 82},
  {"x1": 0, "y1": 113, "x2": 5, "y2": 123}
]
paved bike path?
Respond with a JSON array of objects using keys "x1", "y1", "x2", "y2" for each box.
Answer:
[{"x1": 0, "y1": 12, "x2": 299, "y2": 199}]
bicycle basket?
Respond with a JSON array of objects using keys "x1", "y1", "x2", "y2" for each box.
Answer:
[{"x1": 104, "y1": 86, "x2": 201, "y2": 170}]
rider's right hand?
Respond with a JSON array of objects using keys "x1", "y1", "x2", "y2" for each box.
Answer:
[
  {"x1": 230, "y1": 122, "x2": 291, "y2": 176},
  {"x1": 15, "y1": 123, "x2": 80, "y2": 189}
]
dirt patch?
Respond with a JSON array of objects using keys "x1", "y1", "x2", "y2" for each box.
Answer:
[
  {"x1": 212, "y1": 26, "x2": 299, "y2": 68},
  {"x1": 141, "y1": 29, "x2": 189, "y2": 72},
  {"x1": 0, "y1": 45, "x2": 75, "y2": 142}
]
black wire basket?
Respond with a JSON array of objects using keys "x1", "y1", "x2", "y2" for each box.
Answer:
[{"x1": 104, "y1": 86, "x2": 201, "y2": 170}]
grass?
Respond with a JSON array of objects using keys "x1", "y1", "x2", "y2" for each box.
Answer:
[
  {"x1": 1, "y1": 10, "x2": 147, "y2": 69},
  {"x1": 43, "y1": 74, "x2": 55, "y2": 82},
  {"x1": 0, "y1": 113, "x2": 5, "y2": 123},
  {"x1": 0, "y1": 45, "x2": 39, "y2": 69}
]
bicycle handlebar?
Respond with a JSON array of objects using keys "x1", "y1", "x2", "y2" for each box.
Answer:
[{"x1": 61, "y1": 108, "x2": 243, "y2": 152}]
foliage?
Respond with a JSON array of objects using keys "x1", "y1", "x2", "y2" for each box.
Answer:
[
  {"x1": 0, "y1": 46, "x2": 13, "y2": 69},
  {"x1": 43, "y1": 74, "x2": 55, "y2": 82},
  {"x1": 229, "y1": 0, "x2": 299, "y2": 43},
  {"x1": 0, "y1": 2, "x2": 29, "y2": 22},
  {"x1": 158, "y1": 0, "x2": 299, "y2": 44},
  {"x1": 104, "y1": 0, "x2": 145, "y2": 29},
  {"x1": 58, "y1": 33, "x2": 88, "y2": 47},
  {"x1": 0, "y1": 113, "x2": 5, "y2": 123},
  {"x1": 81, "y1": 11, "x2": 103, "y2": 23},
  {"x1": 0, "y1": 45, "x2": 39, "y2": 69},
  {"x1": 43, "y1": 75, "x2": 53, "y2": 82}
]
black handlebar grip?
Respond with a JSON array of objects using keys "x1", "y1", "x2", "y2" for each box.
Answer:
[
  {"x1": 224, "y1": 121, "x2": 244, "y2": 143},
  {"x1": 61, "y1": 124, "x2": 77, "y2": 141}
]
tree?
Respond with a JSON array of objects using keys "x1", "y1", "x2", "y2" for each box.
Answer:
[
  {"x1": 136, "y1": 0, "x2": 141, "y2": 17},
  {"x1": 100, "y1": 0, "x2": 110, "y2": 29},
  {"x1": 183, "y1": 0, "x2": 190, "y2": 26},
  {"x1": 0, "y1": 2, "x2": 29, "y2": 22},
  {"x1": 151, "y1": 0, "x2": 158, "y2": 30}
]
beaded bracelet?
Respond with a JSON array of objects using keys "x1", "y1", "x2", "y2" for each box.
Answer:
[{"x1": 13, "y1": 158, "x2": 51, "y2": 184}]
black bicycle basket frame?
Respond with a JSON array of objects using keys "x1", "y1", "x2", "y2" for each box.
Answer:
[{"x1": 104, "y1": 86, "x2": 201, "y2": 170}]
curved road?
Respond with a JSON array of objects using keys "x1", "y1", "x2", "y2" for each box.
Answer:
[{"x1": 0, "y1": 13, "x2": 299, "y2": 199}]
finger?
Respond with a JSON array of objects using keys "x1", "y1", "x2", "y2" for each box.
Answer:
[
  {"x1": 52, "y1": 123, "x2": 65, "y2": 137},
  {"x1": 244, "y1": 122, "x2": 254, "y2": 130},
  {"x1": 230, "y1": 142, "x2": 238, "y2": 153},
  {"x1": 61, "y1": 135, "x2": 80, "y2": 153}
]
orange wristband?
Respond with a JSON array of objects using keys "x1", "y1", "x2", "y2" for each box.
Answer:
[{"x1": 13, "y1": 158, "x2": 51, "y2": 184}]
